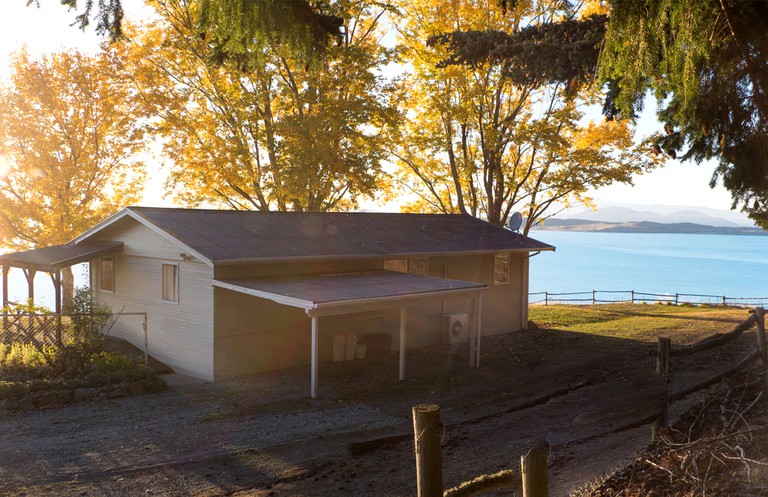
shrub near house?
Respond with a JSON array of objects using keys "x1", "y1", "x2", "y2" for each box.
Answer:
[{"x1": 0, "y1": 292, "x2": 166, "y2": 412}]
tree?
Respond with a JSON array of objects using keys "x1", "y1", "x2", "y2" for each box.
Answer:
[
  {"x1": 0, "y1": 49, "x2": 147, "y2": 296},
  {"x1": 393, "y1": 0, "x2": 658, "y2": 234},
  {"x1": 28, "y1": 0, "x2": 344, "y2": 57},
  {"x1": 599, "y1": 0, "x2": 768, "y2": 228},
  {"x1": 117, "y1": 0, "x2": 398, "y2": 211},
  {"x1": 434, "y1": 0, "x2": 768, "y2": 228}
]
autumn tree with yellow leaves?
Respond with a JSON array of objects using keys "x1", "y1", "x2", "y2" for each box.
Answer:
[
  {"x1": 393, "y1": 0, "x2": 661, "y2": 234},
  {"x1": 118, "y1": 0, "x2": 399, "y2": 211},
  {"x1": 0, "y1": 49, "x2": 147, "y2": 295}
]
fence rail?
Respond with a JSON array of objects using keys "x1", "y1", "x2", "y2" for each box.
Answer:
[{"x1": 529, "y1": 290, "x2": 768, "y2": 307}]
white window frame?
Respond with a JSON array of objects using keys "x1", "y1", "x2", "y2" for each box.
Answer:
[
  {"x1": 161, "y1": 263, "x2": 179, "y2": 303},
  {"x1": 493, "y1": 253, "x2": 511, "y2": 285},
  {"x1": 100, "y1": 257, "x2": 114, "y2": 293}
]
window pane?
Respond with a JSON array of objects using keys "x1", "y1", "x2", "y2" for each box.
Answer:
[
  {"x1": 100, "y1": 258, "x2": 114, "y2": 291},
  {"x1": 409, "y1": 258, "x2": 427, "y2": 276},
  {"x1": 162, "y1": 264, "x2": 177, "y2": 302},
  {"x1": 384, "y1": 259, "x2": 408, "y2": 273},
  {"x1": 494, "y1": 254, "x2": 510, "y2": 284}
]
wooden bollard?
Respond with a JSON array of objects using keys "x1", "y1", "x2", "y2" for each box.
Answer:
[
  {"x1": 656, "y1": 337, "x2": 671, "y2": 381},
  {"x1": 413, "y1": 404, "x2": 443, "y2": 497},
  {"x1": 521, "y1": 441, "x2": 548, "y2": 497},
  {"x1": 755, "y1": 307, "x2": 767, "y2": 367}
]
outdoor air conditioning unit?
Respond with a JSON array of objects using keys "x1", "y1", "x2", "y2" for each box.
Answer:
[{"x1": 443, "y1": 313, "x2": 469, "y2": 344}]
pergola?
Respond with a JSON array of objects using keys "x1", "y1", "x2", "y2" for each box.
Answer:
[
  {"x1": 214, "y1": 271, "x2": 487, "y2": 398},
  {"x1": 0, "y1": 242, "x2": 123, "y2": 321}
]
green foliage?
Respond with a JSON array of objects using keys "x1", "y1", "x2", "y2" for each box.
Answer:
[
  {"x1": 63, "y1": 287, "x2": 112, "y2": 343},
  {"x1": 0, "y1": 381, "x2": 29, "y2": 400},
  {"x1": 429, "y1": 14, "x2": 608, "y2": 94},
  {"x1": 599, "y1": 0, "x2": 768, "y2": 227}
]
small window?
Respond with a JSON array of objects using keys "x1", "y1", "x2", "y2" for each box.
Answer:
[
  {"x1": 408, "y1": 258, "x2": 428, "y2": 276},
  {"x1": 384, "y1": 259, "x2": 408, "y2": 273},
  {"x1": 100, "y1": 258, "x2": 114, "y2": 292},
  {"x1": 494, "y1": 254, "x2": 510, "y2": 285},
  {"x1": 162, "y1": 264, "x2": 178, "y2": 303}
]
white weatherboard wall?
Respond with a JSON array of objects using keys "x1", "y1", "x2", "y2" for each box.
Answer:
[{"x1": 90, "y1": 219, "x2": 214, "y2": 380}]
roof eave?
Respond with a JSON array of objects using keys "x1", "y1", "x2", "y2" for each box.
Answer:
[{"x1": 211, "y1": 246, "x2": 555, "y2": 266}]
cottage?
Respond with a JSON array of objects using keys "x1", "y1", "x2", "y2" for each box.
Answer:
[{"x1": 0, "y1": 207, "x2": 553, "y2": 397}]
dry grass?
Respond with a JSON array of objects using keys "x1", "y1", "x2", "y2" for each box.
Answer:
[{"x1": 529, "y1": 303, "x2": 751, "y2": 344}]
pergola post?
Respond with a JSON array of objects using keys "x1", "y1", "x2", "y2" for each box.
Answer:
[
  {"x1": 23, "y1": 268, "x2": 35, "y2": 305},
  {"x1": 51, "y1": 270, "x2": 62, "y2": 345},
  {"x1": 2, "y1": 265, "x2": 8, "y2": 334},
  {"x1": 399, "y1": 307, "x2": 407, "y2": 381},
  {"x1": 311, "y1": 315, "x2": 319, "y2": 398}
]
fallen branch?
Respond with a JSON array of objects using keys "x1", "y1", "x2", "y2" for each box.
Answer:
[{"x1": 443, "y1": 469, "x2": 519, "y2": 497}]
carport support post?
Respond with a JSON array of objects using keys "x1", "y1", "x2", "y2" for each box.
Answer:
[
  {"x1": 311, "y1": 316, "x2": 319, "y2": 398},
  {"x1": 755, "y1": 307, "x2": 767, "y2": 368},
  {"x1": 399, "y1": 307, "x2": 407, "y2": 381},
  {"x1": 469, "y1": 296, "x2": 482, "y2": 368}
]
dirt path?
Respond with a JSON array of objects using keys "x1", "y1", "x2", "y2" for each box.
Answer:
[{"x1": 0, "y1": 328, "x2": 756, "y2": 496}]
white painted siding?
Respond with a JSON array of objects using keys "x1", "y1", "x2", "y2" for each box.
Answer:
[{"x1": 90, "y1": 220, "x2": 214, "y2": 380}]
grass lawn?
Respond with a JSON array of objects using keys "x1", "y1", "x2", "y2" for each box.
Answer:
[{"x1": 528, "y1": 303, "x2": 753, "y2": 344}]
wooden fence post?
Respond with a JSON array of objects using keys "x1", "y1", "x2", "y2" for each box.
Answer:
[
  {"x1": 674, "y1": 293, "x2": 679, "y2": 305},
  {"x1": 521, "y1": 441, "x2": 548, "y2": 497},
  {"x1": 755, "y1": 307, "x2": 767, "y2": 368},
  {"x1": 544, "y1": 292, "x2": 548, "y2": 306},
  {"x1": 631, "y1": 290, "x2": 635, "y2": 304},
  {"x1": 656, "y1": 337, "x2": 671, "y2": 381},
  {"x1": 592, "y1": 290, "x2": 596, "y2": 305},
  {"x1": 413, "y1": 404, "x2": 443, "y2": 497}
]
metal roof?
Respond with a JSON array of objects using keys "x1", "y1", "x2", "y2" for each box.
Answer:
[
  {"x1": 96, "y1": 207, "x2": 553, "y2": 264},
  {"x1": 213, "y1": 271, "x2": 486, "y2": 316},
  {"x1": 0, "y1": 242, "x2": 123, "y2": 272}
]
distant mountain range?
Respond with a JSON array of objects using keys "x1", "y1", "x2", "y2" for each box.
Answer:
[
  {"x1": 536, "y1": 218, "x2": 767, "y2": 235},
  {"x1": 536, "y1": 203, "x2": 766, "y2": 235},
  {"x1": 556, "y1": 204, "x2": 756, "y2": 227}
]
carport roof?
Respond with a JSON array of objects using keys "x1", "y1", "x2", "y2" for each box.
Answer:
[
  {"x1": 0, "y1": 242, "x2": 123, "y2": 272},
  {"x1": 213, "y1": 271, "x2": 486, "y2": 317}
]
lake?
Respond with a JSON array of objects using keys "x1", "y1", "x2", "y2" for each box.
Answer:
[{"x1": 528, "y1": 231, "x2": 768, "y2": 305}]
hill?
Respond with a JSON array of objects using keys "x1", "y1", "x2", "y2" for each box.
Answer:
[{"x1": 536, "y1": 218, "x2": 767, "y2": 235}]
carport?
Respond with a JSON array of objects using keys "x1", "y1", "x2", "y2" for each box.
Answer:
[{"x1": 213, "y1": 271, "x2": 487, "y2": 398}]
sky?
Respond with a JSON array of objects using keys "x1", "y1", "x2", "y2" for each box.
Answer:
[{"x1": 0, "y1": 0, "x2": 741, "y2": 213}]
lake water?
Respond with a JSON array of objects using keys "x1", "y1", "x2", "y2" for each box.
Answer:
[{"x1": 527, "y1": 231, "x2": 768, "y2": 304}]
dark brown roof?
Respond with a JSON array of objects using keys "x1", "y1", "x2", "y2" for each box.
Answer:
[
  {"x1": 126, "y1": 207, "x2": 553, "y2": 263},
  {"x1": 215, "y1": 271, "x2": 486, "y2": 308},
  {"x1": 0, "y1": 242, "x2": 123, "y2": 272}
]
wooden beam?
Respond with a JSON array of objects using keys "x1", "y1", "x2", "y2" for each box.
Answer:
[
  {"x1": 311, "y1": 316, "x2": 319, "y2": 398},
  {"x1": 51, "y1": 271, "x2": 62, "y2": 345},
  {"x1": 469, "y1": 297, "x2": 477, "y2": 368},
  {"x1": 399, "y1": 307, "x2": 407, "y2": 381},
  {"x1": 24, "y1": 268, "x2": 35, "y2": 304}
]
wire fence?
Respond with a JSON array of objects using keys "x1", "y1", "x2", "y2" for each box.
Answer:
[
  {"x1": 1, "y1": 311, "x2": 148, "y2": 363},
  {"x1": 529, "y1": 290, "x2": 768, "y2": 307}
]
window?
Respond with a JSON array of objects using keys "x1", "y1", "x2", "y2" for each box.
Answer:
[
  {"x1": 384, "y1": 259, "x2": 408, "y2": 273},
  {"x1": 408, "y1": 258, "x2": 428, "y2": 276},
  {"x1": 162, "y1": 264, "x2": 178, "y2": 303},
  {"x1": 384, "y1": 259, "x2": 428, "y2": 275},
  {"x1": 100, "y1": 258, "x2": 114, "y2": 292},
  {"x1": 494, "y1": 254, "x2": 510, "y2": 285}
]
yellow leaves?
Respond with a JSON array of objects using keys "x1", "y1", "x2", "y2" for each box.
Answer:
[{"x1": 0, "y1": 48, "x2": 148, "y2": 250}]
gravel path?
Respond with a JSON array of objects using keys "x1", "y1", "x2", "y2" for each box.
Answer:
[{"x1": 0, "y1": 328, "x2": 756, "y2": 496}]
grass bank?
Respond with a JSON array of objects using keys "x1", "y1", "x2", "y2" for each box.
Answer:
[{"x1": 528, "y1": 303, "x2": 752, "y2": 344}]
